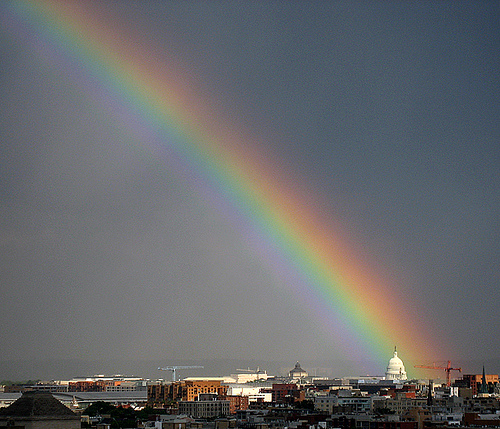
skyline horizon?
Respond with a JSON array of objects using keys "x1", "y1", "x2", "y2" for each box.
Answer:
[{"x1": 1, "y1": 355, "x2": 499, "y2": 383}]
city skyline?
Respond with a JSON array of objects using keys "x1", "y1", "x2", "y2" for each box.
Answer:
[
  {"x1": 0, "y1": 1, "x2": 499, "y2": 379},
  {"x1": 0, "y1": 356, "x2": 494, "y2": 385}
]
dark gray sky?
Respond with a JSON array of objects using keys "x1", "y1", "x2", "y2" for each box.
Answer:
[{"x1": 0, "y1": 1, "x2": 499, "y2": 379}]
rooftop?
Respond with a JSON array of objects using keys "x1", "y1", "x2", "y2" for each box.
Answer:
[{"x1": 0, "y1": 391, "x2": 77, "y2": 418}]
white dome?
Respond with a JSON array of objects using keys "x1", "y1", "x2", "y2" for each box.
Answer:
[{"x1": 385, "y1": 347, "x2": 407, "y2": 380}]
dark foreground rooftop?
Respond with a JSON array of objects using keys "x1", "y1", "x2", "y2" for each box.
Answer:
[{"x1": 0, "y1": 390, "x2": 77, "y2": 418}]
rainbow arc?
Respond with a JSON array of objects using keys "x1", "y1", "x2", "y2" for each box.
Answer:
[{"x1": 1, "y1": 0, "x2": 449, "y2": 374}]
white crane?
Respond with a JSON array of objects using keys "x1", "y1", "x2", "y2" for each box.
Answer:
[{"x1": 158, "y1": 365, "x2": 204, "y2": 381}]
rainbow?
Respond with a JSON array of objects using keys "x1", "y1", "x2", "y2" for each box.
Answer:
[{"x1": 2, "y1": 1, "x2": 447, "y2": 374}]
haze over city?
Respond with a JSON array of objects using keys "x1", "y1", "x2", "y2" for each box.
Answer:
[{"x1": 0, "y1": 1, "x2": 498, "y2": 381}]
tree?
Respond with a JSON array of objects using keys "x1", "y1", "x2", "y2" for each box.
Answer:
[{"x1": 82, "y1": 401, "x2": 116, "y2": 417}]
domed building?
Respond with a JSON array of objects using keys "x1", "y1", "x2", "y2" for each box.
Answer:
[
  {"x1": 385, "y1": 347, "x2": 407, "y2": 380},
  {"x1": 289, "y1": 362, "x2": 308, "y2": 381}
]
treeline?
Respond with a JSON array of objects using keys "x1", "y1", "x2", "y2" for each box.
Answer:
[
  {"x1": 82, "y1": 402, "x2": 159, "y2": 428},
  {"x1": 0, "y1": 380, "x2": 40, "y2": 386}
]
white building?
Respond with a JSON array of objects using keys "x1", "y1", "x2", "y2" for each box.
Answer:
[
  {"x1": 385, "y1": 347, "x2": 407, "y2": 381},
  {"x1": 230, "y1": 369, "x2": 269, "y2": 383},
  {"x1": 226, "y1": 384, "x2": 272, "y2": 403}
]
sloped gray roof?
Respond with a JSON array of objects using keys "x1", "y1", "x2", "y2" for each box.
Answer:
[
  {"x1": 290, "y1": 362, "x2": 306, "y2": 374},
  {"x1": 0, "y1": 391, "x2": 77, "y2": 418}
]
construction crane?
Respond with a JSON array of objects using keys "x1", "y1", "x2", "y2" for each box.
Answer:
[
  {"x1": 414, "y1": 361, "x2": 461, "y2": 386},
  {"x1": 158, "y1": 365, "x2": 204, "y2": 382}
]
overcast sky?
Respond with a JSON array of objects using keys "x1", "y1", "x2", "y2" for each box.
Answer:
[{"x1": 0, "y1": 1, "x2": 499, "y2": 379}]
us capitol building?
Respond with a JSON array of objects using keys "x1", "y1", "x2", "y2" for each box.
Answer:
[{"x1": 385, "y1": 346, "x2": 408, "y2": 380}]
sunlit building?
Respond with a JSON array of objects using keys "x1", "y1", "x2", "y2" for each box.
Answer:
[{"x1": 385, "y1": 347, "x2": 408, "y2": 381}]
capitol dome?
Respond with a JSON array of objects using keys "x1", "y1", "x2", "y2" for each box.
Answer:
[{"x1": 385, "y1": 347, "x2": 407, "y2": 380}]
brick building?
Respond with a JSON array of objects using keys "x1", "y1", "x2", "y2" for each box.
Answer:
[
  {"x1": 226, "y1": 395, "x2": 249, "y2": 414},
  {"x1": 68, "y1": 380, "x2": 106, "y2": 392},
  {"x1": 462, "y1": 374, "x2": 499, "y2": 396},
  {"x1": 148, "y1": 380, "x2": 228, "y2": 407},
  {"x1": 264, "y1": 383, "x2": 305, "y2": 404}
]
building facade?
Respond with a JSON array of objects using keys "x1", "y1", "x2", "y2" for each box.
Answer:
[
  {"x1": 462, "y1": 374, "x2": 499, "y2": 396},
  {"x1": 178, "y1": 400, "x2": 230, "y2": 418},
  {"x1": 148, "y1": 380, "x2": 229, "y2": 408}
]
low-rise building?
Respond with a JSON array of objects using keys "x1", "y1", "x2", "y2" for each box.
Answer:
[
  {"x1": 384, "y1": 396, "x2": 427, "y2": 415},
  {"x1": 178, "y1": 399, "x2": 230, "y2": 418},
  {"x1": 462, "y1": 374, "x2": 499, "y2": 396},
  {"x1": 148, "y1": 379, "x2": 229, "y2": 407},
  {"x1": 265, "y1": 383, "x2": 305, "y2": 404}
]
